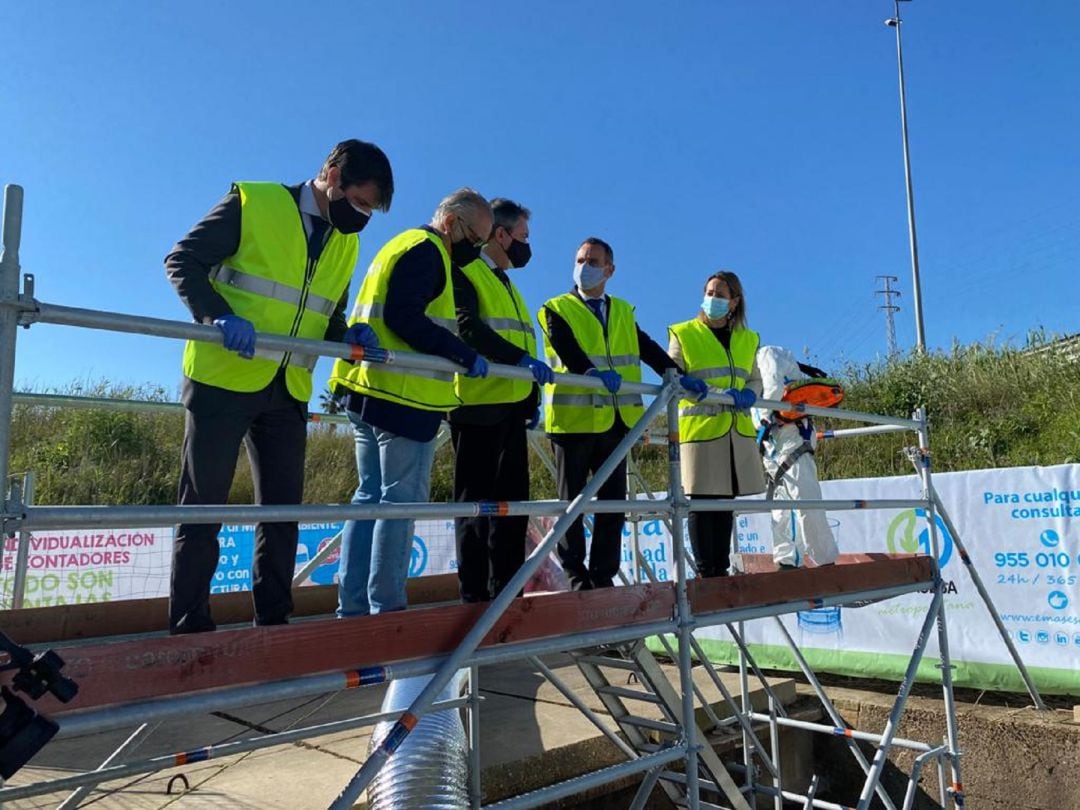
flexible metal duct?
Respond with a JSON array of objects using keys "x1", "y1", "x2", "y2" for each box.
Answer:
[{"x1": 366, "y1": 670, "x2": 469, "y2": 810}]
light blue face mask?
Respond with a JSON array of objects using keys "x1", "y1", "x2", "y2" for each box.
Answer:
[
  {"x1": 574, "y1": 261, "x2": 606, "y2": 291},
  {"x1": 702, "y1": 295, "x2": 730, "y2": 319}
]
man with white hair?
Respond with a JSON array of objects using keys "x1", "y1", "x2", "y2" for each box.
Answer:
[
  {"x1": 329, "y1": 189, "x2": 493, "y2": 616},
  {"x1": 754, "y1": 345, "x2": 840, "y2": 570}
]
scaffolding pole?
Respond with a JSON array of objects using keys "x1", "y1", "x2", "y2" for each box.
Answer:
[
  {"x1": 663, "y1": 368, "x2": 701, "y2": 809},
  {"x1": 914, "y1": 407, "x2": 964, "y2": 808},
  {"x1": 328, "y1": 384, "x2": 677, "y2": 809},
  {"x1": 905, "y1": 454, "x2": 1046, "y2": 711},
  {"x1": 855, "y1": 587, "x2": 943, "y2": 810},
  {"x1": 0, "y1": 215, "x2": 1019, "y2": 809},
  {"x1": 0, "y1": 184, "x2": 24, "y2": 491}
]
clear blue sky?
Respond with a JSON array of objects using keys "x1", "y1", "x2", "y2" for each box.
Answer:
[{"x1": 3, "y1": 1, "x2": 1078, "y2": 403}]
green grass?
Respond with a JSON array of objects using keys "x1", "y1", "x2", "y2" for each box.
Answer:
[
  {"x1": 9, "y1": 337, "x2": 1078, "y2": 506},
  {"x1": 815, "y1": 338, "x2": 1080, "y2": 481}
]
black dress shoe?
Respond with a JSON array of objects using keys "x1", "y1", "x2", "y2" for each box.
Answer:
[
  {"x1": 568, "y1": 573, "x2": 593, "y2": 591},
  {"x1": 698, "y1": 568, "x2": 729, "y2": 579}
]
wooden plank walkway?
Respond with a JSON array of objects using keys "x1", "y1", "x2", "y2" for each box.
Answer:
[{"x1": 0, "y1": 555, "x2": 933, "y2": 716}]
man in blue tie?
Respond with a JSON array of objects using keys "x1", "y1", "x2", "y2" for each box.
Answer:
[{"x1": 537, "y1": 237, "x2": 707, "y2": 589}]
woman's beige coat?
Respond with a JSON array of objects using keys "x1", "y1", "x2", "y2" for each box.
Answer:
[{"x1": 668, "y1": 330, "x2": 767, "y2": 497}]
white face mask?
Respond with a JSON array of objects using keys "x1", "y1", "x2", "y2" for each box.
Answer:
[{"x1": 574, "y1": 261, "x2": 606, "y2": 292}]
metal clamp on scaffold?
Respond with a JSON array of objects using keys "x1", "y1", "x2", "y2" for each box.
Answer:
[
  {"x1": 902, "y1": 445, "x2": 932, "y2": 467},
  {"x1": 0, "y1": 628, "x2": 79, "y2": 777},
  {"x1": 0, "y1": 272, "x2": 41, "y2": 325},
  {"x1": 1, "y1": 475, "x2": 25, "y2": 536}
]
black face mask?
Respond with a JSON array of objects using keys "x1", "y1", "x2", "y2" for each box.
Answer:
[
  {"x1": 327, "y1": 193, "x2": 371, "y2": 234},
  {"x1": 506, "y1": 239, "x2": 532, "y2": 269},
  {"x1": 451, "y1": 238, "x2": 483, "y2": 267}
]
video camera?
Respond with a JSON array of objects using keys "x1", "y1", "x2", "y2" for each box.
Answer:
[{"x1": 0, "y1": 630, "x2": 79, "y2": 779}]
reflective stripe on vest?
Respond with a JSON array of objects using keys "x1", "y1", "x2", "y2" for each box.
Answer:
[
  {"x1": 182, "y1": 181, "x2": 358, "y2": 402},
  {"x1": 538, "y1": 293, "x2": 643, "y2": 434},
  {"x1": 329, "y1": 228, "x2": 461, "y2": 411},
  {"x1": 689, "y1": 365, "x2": 750, "y2": 383},
  {"x1": 668, "y1": 319, "x2": 759, "y2": 442},
  {"x1": 350, "y1": 300, "x2": 460, "y2": 334},
  {"x1": 550, "y1": 392, "x2": 644, "y2": 408},
  {"x1": 454, "y1": 257, "x2": 538, "y2": 406},
  {"x1": 548, "y1": 352, "x2": 639, "y2": 370},
  {"x1": 211, "y1": 265, "x2": 339, "y2": 317},
  {"x1": 252, "y1": 347, "x2": 318, "y2": 372}
]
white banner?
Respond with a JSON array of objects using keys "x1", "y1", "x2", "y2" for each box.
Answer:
[
  {"x1": 1, "y1": 528, "x2": 173, "y2": 606},
  {"x1": 4, "y1": 464, "x2": 1076, "y2": 691},
  {"x1": 633, "y1": 463, "x2": 1080, "y2": 693},
  {"x1": 0, "y1": 516, "x2": 562, "y2": 605}
]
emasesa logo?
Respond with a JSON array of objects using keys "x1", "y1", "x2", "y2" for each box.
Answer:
[
  {"x1": 886, "y1": 508, "x2": 954, "y2": 567},
  {"x1": 410, "y1": 536, "x2": 429, "y2": 577}
]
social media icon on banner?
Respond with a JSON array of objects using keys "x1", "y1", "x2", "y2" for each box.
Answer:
[
  {"x1": 1040, "y1": 530, "x2": 1061, "y2": 548},
  {"x1": 1056, "y1": 633, "x2": 1069, "y2": 646},
  {"x1": 1036, "y1": 631, "x2": 1050, "y2": 645},
  {"x1": 1048, "y1": 590, "x2": 1070, "y2": 611},
  {"x1": 1073, "y1": 633, "x2": 1080, "y2": 646},
  {"x1": 1017, "y1": 630, "x2": 1031, "y2": 644}
]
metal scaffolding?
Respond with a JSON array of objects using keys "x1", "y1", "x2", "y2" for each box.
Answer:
[{"x1": 0, "y1": 181, "x2": 1041, "y2": 808}]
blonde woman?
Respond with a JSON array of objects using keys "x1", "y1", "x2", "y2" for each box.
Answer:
[{"x1": 668, "y1": 271, "x2": 766, "y2": 577}]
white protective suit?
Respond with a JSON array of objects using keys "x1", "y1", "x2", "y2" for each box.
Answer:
[{"x1": 753, "y1": 346, "x2": 840, "y2": 568}]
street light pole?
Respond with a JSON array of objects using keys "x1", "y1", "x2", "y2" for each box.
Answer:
[{"x1": 886, "y1": 0, "x2": 926, "y2": 353}]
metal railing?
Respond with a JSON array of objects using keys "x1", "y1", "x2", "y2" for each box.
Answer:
[{"x1": 0, "y1": 181, "x2": 1039, "y2": 809}]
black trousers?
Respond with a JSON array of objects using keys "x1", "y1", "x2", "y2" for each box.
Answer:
[
  {"x1": 451, "y1": 415, "x2": 529, "y2": 602},
  {"x1": 550, "y1": 426, "x2": 628, "y2": 589},
  {"x1": 170, "y1": 373, "x2": 307, "y2": 633},
  {"x1": 688, "y1": 495, "x2": 735, "y2": 577}
]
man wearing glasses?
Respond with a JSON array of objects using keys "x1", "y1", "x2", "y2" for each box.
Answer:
[
  {"x1": 329, "y1": 188, "x2": 493, "y2": 616},
  {"x1": 450, "y1": 198, "x2": 553, "y2": 603}
]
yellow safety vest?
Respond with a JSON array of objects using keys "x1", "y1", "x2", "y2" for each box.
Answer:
[
  {"x1": 668, "y1": 319, "x2": 759, "y2": 442},
  {"x1": 329, "y1": 228, "x2": 460, "y2": 412},
  {"x1": 538, "y1": 294, "x2": 644, "y2": 434},
  {"x1": 454, "y1": 258, "x2": 537, "y2": 405},
  {"x1": 182, "y1": 181, "x2": 358, "y2": 403}
]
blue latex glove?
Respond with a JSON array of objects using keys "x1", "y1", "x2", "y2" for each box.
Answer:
[
  {"x1": 342, "y1": 323, "x2": 379, "y2": 348},
  {"x1": 526, "y1": 408, "x2": 541, "y2": 431},
  {"x1": 517, "y1": 355, "x2": 555, "y2": 386},
  {"x1": 465, "y1": 354, "x2": 489, "y2": 378},
  {"x1": 213, "y1": 315, "x2": 256, "y2": 359},
  {"x1": 679, "y1": 375, "x2": 708, "y2": 401},
  {"x1": 724, "y1": 387, "x2": 757, "y2": 410},
  {"x1": 587, "y1": 368, "x2": 622, "y2": 393}
]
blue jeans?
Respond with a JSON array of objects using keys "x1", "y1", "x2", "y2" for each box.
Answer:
[{"x1": 337, "y1": 412, "x2": 437, "y2": 616}]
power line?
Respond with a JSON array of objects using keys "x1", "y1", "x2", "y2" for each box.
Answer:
[
  {"x1": 875, "y1": 275, "x2": 902, "y2": 359},
  {"x1": 840, "y1": 317, "x2": 888, "y2": 367},
  {"x1": 818, "y1": 310, "x2": 881, "y2": 371}
]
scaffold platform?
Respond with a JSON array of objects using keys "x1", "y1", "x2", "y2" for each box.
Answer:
[
  {"x1": 1, "y1": 554, "x2": 932, "y2": 720},
  {"x1": 2, "y1": 181, "x2": 1048, "y2": 808}
]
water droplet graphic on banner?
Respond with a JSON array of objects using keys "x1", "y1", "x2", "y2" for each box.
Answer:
[
  {"x1": 885, "y1": 508, "x2": 954, "y2": 567},
  {"x1": 798, "y1": 519, "x2": 843, "y2": 640}
]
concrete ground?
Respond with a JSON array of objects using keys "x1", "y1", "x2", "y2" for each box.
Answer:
[
  {"x1": 1, "y1": 653, "x2": 799, "y2": 809},
  {"x1": 17, "y1": 653, "x2": 1074, "y2": 810}
]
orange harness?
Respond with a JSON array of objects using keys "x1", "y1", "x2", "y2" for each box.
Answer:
[{"x1": 775, "y1": 378, "x2": 845, "y2": 422}]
